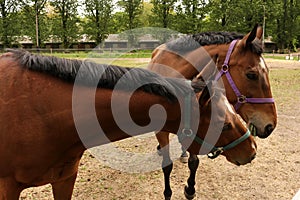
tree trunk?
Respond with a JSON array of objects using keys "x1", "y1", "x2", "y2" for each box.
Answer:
[{"x1": 1, "y1": 2, "x2": 10, "y2": 48}]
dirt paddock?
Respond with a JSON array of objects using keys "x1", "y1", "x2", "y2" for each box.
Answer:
[{"x1": 20, "y1": 58, "x2": 300, "y2": 200}]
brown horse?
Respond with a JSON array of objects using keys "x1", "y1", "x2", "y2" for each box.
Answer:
[
  {"x1": 0, "y1": 50, "x2": 256, "y2": 199},
  {"x1": 148, "y1": 25, "x2": 277, "y2": 199}
]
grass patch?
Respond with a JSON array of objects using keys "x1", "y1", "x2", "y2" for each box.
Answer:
[
  {"x1": 42, "y1": 52, "x2": 89, "y2": 59},
  {"x1": 42, "y1": 49, "x2": 152, "y2": 59},
  {"x1": 270, "y1": 68, "x2": 300, "y2": 110},
  {"x1": 264, "y1": 54, "x2": 300, "y2": 61},
  {"x1": 110, "y1": 59, "x2": 149, "y2": 67},
  {"x1": 270, "y1": 68, "x2": 300, "y2": 96},
  {"x1": 83, "y1": 57, "x2": 150, "y2": 67},
  {"x1": 41, "y1": 51, "x2": 151, "y2": 67}
]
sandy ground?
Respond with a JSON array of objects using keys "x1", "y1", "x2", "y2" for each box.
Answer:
[{"x1": 20, "y1": 58, "x2": 300, "y2": 200}]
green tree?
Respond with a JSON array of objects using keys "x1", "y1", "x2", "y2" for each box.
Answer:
[
  {"x1": 204, "y1": 0, "x2": 265, "y2": 32},
  {"x1": 19, "y1": 0, "x2": 48, "y2": 48},
  {"x1": 110, "y1": 12, "x2": 127, "y2": 33},
  {"x1": 118, "y1": 0, "x2": 143, "y2": 30},
  {"x1": 281, "y1": 0, "x2": 299, "y2": 50},
  {"x1": 118, "y1": 0, "x2": 143, "y2": 47},
  {"x1": 263, "y1": 0, "x2": 300, "y2": 50},
  {"x1": 204, "y1": 0, "x2": 228, "y2": 30},
  {"x1": 139, "y1": 1, "x2": 153, "y2": 27},
  {"x1": 174, "y1": 0, "x2": 207, "y2": 33},
  {"x1": 150, "y1": 0, "x2": 177, "y2": 28},
  {"x1": 83, "y1": 0, "x2": 114, "y2": 45},
  {"x1": 202, "y1": 0, "x2": 300, "y2": 50},
  {"x1": 110, "y1": 1, "x2": 152, "y2": 33},
  {"x1": 49, "y1": 0, "x2": 80, "y2": 48},
  {"x1": 0, "y1": 0, "x2": 20, "y2": 47},
  {"x1": 296, "y1": 14, "x2": 300, "y2": 49}
]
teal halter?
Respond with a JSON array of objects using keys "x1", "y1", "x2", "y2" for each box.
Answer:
[{"x1": 178, "y1": 85, "x2": 251, "y2": 159}]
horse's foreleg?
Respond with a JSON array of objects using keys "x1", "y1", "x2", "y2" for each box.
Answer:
[
  {"x1": 156, "y1": 131, "x2": 173, "y2": 200},
  {"x1": 162, "y1": 152, "x2": 173, "y2": 200},
  {"x1": 51, "y1": 172, "x2": 78, "y2": 200},
  {"x1": 184, "y1": 154, "x2": 199, "y2": 199},
  {"x1": 157, "y1": 134, "x2": 189, "y2": 163},
  {"x1": 179, "y1": 143, "x2": 189, "y2": 163},
  {"x1": 0, "y1": 177, "x2": 23, "y2": 200}
]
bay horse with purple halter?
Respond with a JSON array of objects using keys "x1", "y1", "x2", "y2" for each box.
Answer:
[
  {"x1": 148, "y1": 25, "x2": 277, "y2": 199},
  {"x1": 0, "y1": 50, "x2": 256, "y2": 199}
]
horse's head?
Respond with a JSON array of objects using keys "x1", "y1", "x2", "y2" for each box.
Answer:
[
  {"x1": 184, "y1": 78, "x2": 257, "y2": 165},
  {"x1": 216, "y1": 25, "x2": 277, "y2": 138}
]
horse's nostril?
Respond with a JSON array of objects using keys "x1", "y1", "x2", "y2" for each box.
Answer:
[{"x1": 265, "y1": 124, "x2": 274, "y2": 135}]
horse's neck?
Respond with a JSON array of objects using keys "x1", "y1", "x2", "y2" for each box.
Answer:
[
  {"x1": 203, "y1": 44, "x2": 229, "y2": 65},
  {"x1": 168, "y1": 44, "x2": 229, "y2": 80},
  {"x1": 190, "y1": 44, "x2": 229, "y2": 80},
  {"x1": 92, "y1": 89, "x2": 182, "y2": 146}
]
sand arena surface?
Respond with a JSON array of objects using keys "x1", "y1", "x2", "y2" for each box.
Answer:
[{"x1": 20, "y1": 58, "x2": 300, "y2": 200}]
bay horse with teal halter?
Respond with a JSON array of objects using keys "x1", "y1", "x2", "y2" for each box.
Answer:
[
  {"x1": 148, "y1": 25, "x2": 277, "y2": 199},
  {"x1": 0, "y1": 50, "x2": 256, "y2": 199}
]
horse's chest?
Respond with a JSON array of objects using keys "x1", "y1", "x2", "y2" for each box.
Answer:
[{"x1": 28, "y1": 155, "x2": 82, "y2": 186}]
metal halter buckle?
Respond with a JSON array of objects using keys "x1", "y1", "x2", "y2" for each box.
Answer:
[
  {"x1": 207, "y1": 147, "x2": 224, "y2": 159},
  {"x1": 237, "y1": 95, "x2": 247, "y2": 104},
  {"x1": 182, "y1": 128, "x2": 193, "y2": 137},
  {"x1": 221, "y1": 64, "x2": 229, "y2": 73}
]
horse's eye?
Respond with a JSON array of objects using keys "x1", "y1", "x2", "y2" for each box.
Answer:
[
  {"x1": 246, "y1": 73, "x2": 258, "y2": 80},
  {"x1": 222, "y1": 123, "x2": 232, "y2": 131}
]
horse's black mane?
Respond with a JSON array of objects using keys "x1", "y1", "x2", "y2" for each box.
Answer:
[
  {"x1": 7, "y1": 49, "x2": 198, "y2": 102},
  {"x1": 192, "y1": 31, "x2": 244, "y2": 46},
  {"x1": 166, "y1": 31, "x2": 262, "y2": 54}
]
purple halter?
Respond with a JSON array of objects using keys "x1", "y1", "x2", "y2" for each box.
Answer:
[{"x1": 215, "y1": 40, "x2": 275, "y2": 110}]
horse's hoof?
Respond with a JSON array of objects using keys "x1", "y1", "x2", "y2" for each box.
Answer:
[
  {"x1": 164, "y1": 197, "x2": 171, "y2": 200},
  {"x1": 184, "y1": 186, "x2": 196, "y2": 200},
  {"x1": 180, "y1": 152, "x2": 188, "y2": 163}
]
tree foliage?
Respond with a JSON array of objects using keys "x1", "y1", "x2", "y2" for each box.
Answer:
[
  {"x1": 0, "y1": 0, "x2": 20, "y2": 47},
  {"x1": 118, "y1": 0, "x2": 143, "y2": 30},
  {"x1": 83, "y1": 0, "x2": 114, "y2": 45},
  {"x1": 117, "y1": 0, "x2": 143, "y2": 47},
  {"x1": 150, "y1": 0, "x2": 177, "y2": 28},
  {"x1": 174, "y1": 0, "x2": 207, "y2": 33},
  {"x1": 273, "y1": 0, "x2": 300, "y2": 50},
  {"x1": 19, "y1": 0, "x2": 48, "y2": 48},
  {"x1": 49, "y1": 0, "x2": 80, "y2": 48},
  {"x1": 0, "y1": 0, "x2": 299, "y2": 50}
]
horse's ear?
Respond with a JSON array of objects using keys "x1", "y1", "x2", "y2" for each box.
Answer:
[
  {"x1": 246, "y1": 24, "x2": 258, "y2": 44},
  {"x1": 243, "y1": 24, "x2": 263, "y2": 46},
  {"x1": 255, "y1": 26, "x2": 263, "y2": 40}
]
